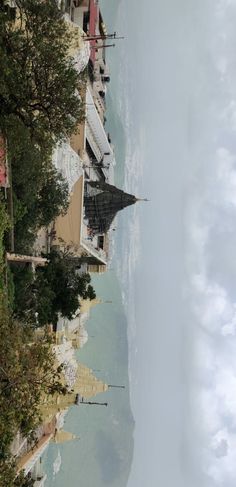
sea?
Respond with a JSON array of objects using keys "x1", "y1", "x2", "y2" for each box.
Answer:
[
  {"x1": 42, "y1": 2, "x2": 141, "y2": 486},
  {"x1": 43, "y1": 1, "x2": 236, "y2": 485}
]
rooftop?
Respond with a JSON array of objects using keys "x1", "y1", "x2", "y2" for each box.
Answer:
[
  {"x1": 54, "y1": 174, "x2": 84, "y2": 250},
  {"x1": 88, "y1": 0, "x2": 98, "y2": 64}
]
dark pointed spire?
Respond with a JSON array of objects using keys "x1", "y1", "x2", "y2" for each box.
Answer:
[{"x1": 84, "y1": 181, "x2": 138, "y2": 234}]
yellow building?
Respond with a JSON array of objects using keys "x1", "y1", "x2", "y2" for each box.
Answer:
[
  {"x1": 54, "y1": 297, "x2": 102, "y2": 348},
  {"x1": 79, "y1": 296, "x2": 101, "y2": 315},
  {"x1": 40, "y1": 363, "x2": 108, "y2": 422},
  {"x1": 75, "y1": 363, "x2": 108, "y2": 398},
  {"x1": 54, "y1": 430, "x2": 79, "y2": 444}
]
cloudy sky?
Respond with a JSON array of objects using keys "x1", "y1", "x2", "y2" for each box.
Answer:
[{"x1": 103, "y1": 0, "x2": 236, "y2": 486}]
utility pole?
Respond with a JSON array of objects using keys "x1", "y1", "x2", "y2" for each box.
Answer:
[
  {"x1": 83, "y1": 32, "x2": 124, "y2": 41},
  {"x1": 90, "y1": 44, "x2": 115, "y2": 50}
]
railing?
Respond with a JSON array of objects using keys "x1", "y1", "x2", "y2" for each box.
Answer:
[
  {"x1": 81, "y1": 238, "x2": 107, "y2": 265},
  {"x1": 86, "y1": 87, "x2": 114, "y2": 167},
  {"x1": 86, "y1": 122, "x2": 103, "y2": 162}
]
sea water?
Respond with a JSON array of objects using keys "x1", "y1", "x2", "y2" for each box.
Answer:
[
  {"x1": 43, "y1": 273, "x2": 135, "y2": 487},
  {"x1": 43, "y1": 3, "x2": 138, "y2": 486}
]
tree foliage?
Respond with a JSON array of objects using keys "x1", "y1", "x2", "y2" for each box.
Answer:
[
  {"x1": 13, "y1": 472, "x2": 34, "y2": 487},
  {"x1": 0, "y1": 198, "x2": 9, "y2": 289},
  {"x1": 11, "y1": 249, "x2": 96, "y2": 326},
  {"x1": 37, "y1": 249, "x2": 96, "y2": 324},
  {"x1": 0, "y1": 1, "x2": 91, "y2": 483},
  {"x1": 4, "y1": 118, "x2": 69, "y2": 253},
  {"x1": 0, "y1": 0, "x2": 86, "y2": 253},
  {"x1": 0, "y1": 294, "x2": 67, "y2": 486},
  {"x1": 0, "y1": 0, "x2": 85, "y2": 143},
  {"x1": 35, "y1": 166, "x2": 69, "y2": 227},
  {"x1": 0, "y1": 461, "x2": 34, "y2": 487}
]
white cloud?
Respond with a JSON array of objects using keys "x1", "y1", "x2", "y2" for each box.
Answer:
[
  {"x1": 125, "y1": 0, "x2": 236, "y2": 485},
  {"x1": 221, "y1": 100, "x2": 236, "y2": 131},
  {"x1": 207, "y1": 428, "x2": 236, "y2": 484},
  {"x1": 215, "y1": 368, "x2": 236, "y2": 417},
  {"x1": 186, "y1": 90, "x2": 236, "y2": 486},
  {"x1": 192, "y1": 273, "x2": 236, "y2": 335},
  {"x1": 216, "y1": 147, "x2": 236, "y2": 207},
  {"x1": 212, "y1": 437, "x2": 228, "y2": 459}
]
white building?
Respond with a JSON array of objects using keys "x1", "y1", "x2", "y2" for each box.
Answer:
[{"x1": 85, "y1": 86, "x2": 115, "y2": 184}]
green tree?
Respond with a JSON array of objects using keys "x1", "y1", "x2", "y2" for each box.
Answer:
[
  {"x1": 36, "y1": 166, "x2": 69, "y2": 227},
  {"x1": 11, "y1": 250, "x2": 96, "y2": 326},
  {"x1": 4, "y1": 118, "x2": 69, "y2": 253},
  {"x1": 86, "y1": 284, "x2": 96, "y2": 300},
  {"x1": 0, "y1": 0, "x2": 85, "y2": 143},
  {"x1": 0, "y1": 294, "x2": 67, "y2": 486},
  {"x1": 0, "y1": 198, "x2": 9, "y2": 289},
  {"x1": 34, "y1": 249, "x2": 96, "y2": 325},
  {"x1": 13, "y1": 472, "x2": 34, "y2": 487}
]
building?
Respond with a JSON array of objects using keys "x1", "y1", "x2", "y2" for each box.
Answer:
[
  {"x1": 52, "y1": 143, "x2": 85, "y2": 254},
  {"x1": 17, "y1": 433, "x2": 53, "y2": 478},
  {"x1": 70, "y1": 0, "x2": 111, "y2": 118},
  {"x1": 52, "y1": 144, "x2": 137, "y2": 270},
  {"x1": 84, "y1": 180, "x2": 137, "y2": 234},
  {"x1": 56, "y1": 297, "x2": 102, "y2": 348},
  {"x1": 84, "y1": 85, "x2": 115, "y2": 183},
  {"x1": 40, "y1": 362, "x2": 108, "y2": 422},
  {"x1": 51, "y1": 0, "x2": 141, "y2": 274}
]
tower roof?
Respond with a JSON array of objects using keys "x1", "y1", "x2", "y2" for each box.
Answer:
[
  {"x1": 54, "y1": 430, "x2": 78, "y2": 444},
  {"x1": 84, "y1": 181, "x2": 137, "y2": 234}
]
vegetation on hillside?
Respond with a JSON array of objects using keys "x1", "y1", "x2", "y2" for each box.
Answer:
[
  {"x1": 0, "y1": 0, "x2": 93, "y2": 484},
  {"x1": 0, "y1": 0, "x2": 86, "y2": 252},
  {"x1": 6, "y1": 118, "x2": 70, "y2": 253},
  {"x1": 12, "y1": 249, "x2": 96, "y2": 327},
  {"x1": 0, "y1": 295, "x2": 68, "y2": 486},
  {"x1": 0, "y1": 199, "x2": 9, "y2": 289},
  {"x1": 0, "y1": 0, "x2": 85, "y2": 144}
]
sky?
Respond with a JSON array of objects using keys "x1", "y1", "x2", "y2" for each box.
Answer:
[{"x1": 102, "y1": 0, "x2": 236, "y2": 486}]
